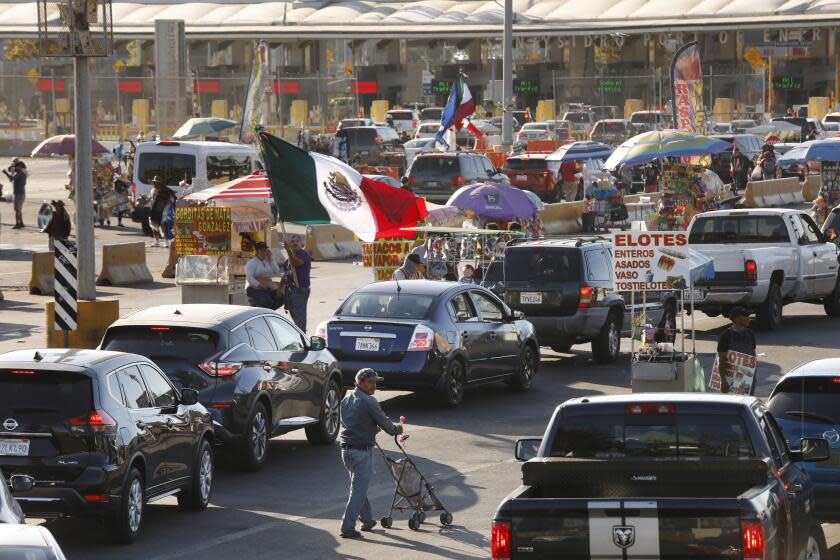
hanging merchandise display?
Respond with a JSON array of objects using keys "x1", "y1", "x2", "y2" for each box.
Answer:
[{"x1": 646, "y1": 163, "x2": 718, "y2": 231}]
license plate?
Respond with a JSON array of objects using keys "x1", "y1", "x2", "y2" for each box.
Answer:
[
  {"x1": 516, "y1": 174, "x2": 528, "y2": 182},
  {"x1": 426, "y1": 181, "x2": 440, "y2": 188},
  {"x1": 0, "y1": 438, "x2": 30, "y2": 456},
  {"x1": 520, "y1": 292, "x2": 542, "y2": 305},
  {"x1": 682, "y1": 289, "x2": 705, "y2": 302},
  {"x1": 355, "y1": 337, "x2": 380, "y2": 352}
]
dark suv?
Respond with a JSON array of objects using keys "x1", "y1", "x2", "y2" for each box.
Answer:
[
  {"x1": 404, "y1": 152, "x2": 509, "y2": 203},
  {"x1": 100, "y1": 305, "x2": 343, "y2": 472},
  {"x1": 336, "y1": 126, "x2": 406, "y2": 171},
  {"x1": 0, "y1": 349, "x2": 213, "y2": 544},
  {"x1": 503, "y1": 238, "x2": 677, "y2": 363}
]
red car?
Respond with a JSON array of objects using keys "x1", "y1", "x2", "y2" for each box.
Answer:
[{"x1": 500, "y1": 154, "x2": 558, "y2": 201}]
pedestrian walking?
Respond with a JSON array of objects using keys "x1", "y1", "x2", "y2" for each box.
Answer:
[
  {"x1": 717, "y1": 306, "x2": 757, "y2": 395},
  {"x1": 284, "y1": 234, "x2": 312, "y2": 331},
  {"x1": 148, "y1": 176, "x2": 172, "y2": 247},
  {"x1": 42, "y1": 199, "x2": 71, "y2": 250},
  {"x1": 245, "y1": 242, "x2": 285, "y2": 309},
  {"x1": 339, "y1": 368, "x2": 403, "y2": 539},
  {"x1": 730, "y1": 146, "x2": 750, "y2": 194},
  {"x1": 4, "y1": 160, "x2": 27, "y2": 229}
]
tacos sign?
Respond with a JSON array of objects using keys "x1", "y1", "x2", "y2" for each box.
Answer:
[
  {"x1": 175, "y1": 206, "x2": 232, "y2": 257},
  {"x1": 611, "y1": 231, "x2": 690, "y2": 292}
]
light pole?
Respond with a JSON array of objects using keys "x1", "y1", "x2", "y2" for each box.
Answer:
[{"x1": 501, "y1": 0, "x2": 513, "y2": 150}]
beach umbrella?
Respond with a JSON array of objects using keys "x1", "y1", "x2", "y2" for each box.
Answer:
[
  {"x1": 446, "y1": 182, "x2": 538, "y2": 221},
  {"x1": 30, "y1": 134, "x2": 108, "y2": 157},
  {"x1": 603, "y1": 129, "x2": 731, "y2": 170},
  {"x1": 546, "y1": 141, "x2": 613, "y2": 162},
  {"x1": 777, "y1": 138, "x2": 840, "y2": 166},
  {"x1": 173, "y1": 117, "x2": 238, "y2": 139}
]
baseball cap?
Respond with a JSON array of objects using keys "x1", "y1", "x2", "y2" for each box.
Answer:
[
  {"x1": 729, "y1": 306, "x2": 750, "y2": 321},
  {"x1": 355, "y1": 368, "x2": 384, "y2": 383},
  {"x1": 254, "y1": 241, "x2": 269, "y2": 250}
]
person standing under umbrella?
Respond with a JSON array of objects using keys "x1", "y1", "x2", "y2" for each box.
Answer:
[{"x1": 3, "y1": 160, "x2": 27, "y2": 229}]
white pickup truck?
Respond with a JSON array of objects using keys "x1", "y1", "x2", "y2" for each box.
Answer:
[{"x1": 686, "y1": 208, "x2": 840, "y2": 329}]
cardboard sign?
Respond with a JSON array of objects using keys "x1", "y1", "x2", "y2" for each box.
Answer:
[
  {"x1": 709, "y1": 350, "x2": 757, "y2": 394},
  {"x1": 175, "y1": 207, "x2": 232, "y2": 257},
  {"x1": 362, "y1": 239, "x2": 412, "y2": 282},
  {"x1": 611, "y1": 231, "x2": 691, "y2": 292}
]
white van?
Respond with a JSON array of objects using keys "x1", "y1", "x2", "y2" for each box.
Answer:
[{"x1": 132, "y1": 140, "x2": 261, "y2": 198}]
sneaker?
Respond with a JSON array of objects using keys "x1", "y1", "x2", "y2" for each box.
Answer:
[
  {"x1": 150, "y1": 241, "x2": 160, "y2": 248},
  {"x1": 340, "y1": 530, "x2": 362, "y2": 539},
  {"x1": 361, "y1": 521, "x2": 377, "y2": 532}
]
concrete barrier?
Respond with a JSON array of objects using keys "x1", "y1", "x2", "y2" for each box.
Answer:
[
  {"x1": 803, "y1": 174, "x2": 821, "y2": 201},
  {"x1": 744, "y1": 178, "x2": 804, "y2": 208},
  {"x1": 540, "y1": 200, "x2": 586, "y2": 234},
  {"x1": 46, "y1": 299, "x2": 120, "y2": 349},
  {"x1": 29, "y1": 252, "x2": 55, "y2": 295},
  {"x1": 96, "y1": 242, "x2": 153, "y2": 286},
  {"x1": 304, "y1": 224, "x2": 363, "y2": 261},
  {"x1": 526, "y1": 139, "x2": 558, "y2": 153}
]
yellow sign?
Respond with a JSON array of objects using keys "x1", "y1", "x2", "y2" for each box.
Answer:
[
  {"x1": 113, "y1": 59, "x2": 126, "y2": 74},
  {"x1": 27, "y1": 68, "x2": 39, "y2": 86},
  {"x1": 342, "y1": 62, "x2": 353, "y2": 77},
  {"x1": 744, "y1": 48, "x2": 766, "y2": 69}
]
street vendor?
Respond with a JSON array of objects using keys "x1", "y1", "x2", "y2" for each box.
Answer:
[
  {"x1": 717, "y1": 306, "x2": 757, "y2": 395},
  {"x1": 245, "y1": 241, "x2": 285, "y2": 310}
]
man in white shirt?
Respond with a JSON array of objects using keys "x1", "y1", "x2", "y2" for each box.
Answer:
[{"x1": 245, "y1": 242, "x2": 284, "y2": 309}]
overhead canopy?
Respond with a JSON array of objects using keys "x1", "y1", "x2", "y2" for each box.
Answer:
[{"x1": 183, "y1": 172, "x2": 272, "y2": 202}]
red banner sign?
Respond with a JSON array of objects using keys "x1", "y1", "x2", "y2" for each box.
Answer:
[
  {"x1": 118, "y1": 80, "x2": 143, "y2": 93},
  {"x1": 351, "y1": 81, "x2": 377, "y2": 95},
  {"x1": 193, "y1": 80, "x2": 220, "y2": 94},
  {"x1": 37, "y1": 79, "x2": 65, "y2": 92},
  {"x1": 273, "y1": 81, "x2": 300, "y2": 94}
]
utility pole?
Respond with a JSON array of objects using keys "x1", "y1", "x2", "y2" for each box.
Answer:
[
  {"x1": 74, "y1": 57, "x2": 95, "y2": 300},
  {"x1": 501, "y1": 0, "x2": 513, "y2": 150}
]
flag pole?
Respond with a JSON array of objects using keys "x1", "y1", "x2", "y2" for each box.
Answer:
[{"x1": 278, "y1": 218, "x2": 300, "y2": 289}]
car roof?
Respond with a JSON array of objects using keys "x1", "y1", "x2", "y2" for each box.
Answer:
[
  {"x1": 0, "y1": 524, "x2": 52, "y2": 547},
  {"x1": 559, "y1": 393, "x2": 754, "y2": 412},
  {"x1": 0, "y1": 348, "x2": 140, "y2": 372},
  {"x1": 137, "y1": 141, "x2": 255, "y2": 152},
  {"x1": 780, "y1": 358, "x2": 840, "y2": 379},
  {"x1": 698, "y1": 208, "x2": 796, "y2": 217},
  {"x1": 354, "y1": 279, "x2": 466, "y2": 297},
  {"x1": 112, "y1": 304, "x2": 267, "y2": 329},
  {"x1": 508, "y1": 236, "x2": 609, "y2": 249},
  {"x1": 507, "y1": 154, "x2": 548, "y2": 160},
  {"x1": 415, "y1": 152, "x2": 478, "y2": 158}
]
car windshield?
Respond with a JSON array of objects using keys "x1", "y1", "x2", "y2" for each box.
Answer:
[
  {"x1": 504, "y1": 247, "x2": 582, "y2": 285},
  {"x1": 550, "y1": 413, "x2": 754, "y2": 458},
  {"x1": 503, "y1": 159, "x2": 546, "y2": 170},
  {"x1": 102, "y1": 327, "x2": 219, "y2": 361},
  {"x1": 768, "y1": 376, "x2": 840, "y2": 425},
  {"x1": 338, "y1": 293, "x2": 435, "y2": 319},
  {"x1": 0, "y1": 548, "x2": 54, "y2": 560},
  {"x1": 564, "y1": 113, "x2": 590, "y2": 123},
  {"x1": 0, "y1": 370, "x2": 92, "y2": 420},
  {"x1": 138, "y1": 152, "x2": 196, "y2": 186},
  {"x1": 688, "y1": 215, "x2": 790, "y2": 244}
]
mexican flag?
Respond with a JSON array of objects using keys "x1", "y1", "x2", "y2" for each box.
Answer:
[{"x1": 259, "y1": 132, "x2": 428, "y2": 242}]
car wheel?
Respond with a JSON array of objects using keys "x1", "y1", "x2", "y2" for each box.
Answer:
[
  {"x1": 107, "y1": 467, "x2": 144, "y2": 544},
  {"x1": 757, "y1": 282, "x2": 782, "y2": 330},
  {"x1": 592, "y1": 312, "x2": 621, "y2": 364},
  {"x1": 510, "y1": 344, "x2": 538, "y2": 391},
  {"x1": 178, "y1": 438, "x2": 214, "y2": 511},
  {"x1": 237, "y1": 402, "x2": 269, "y2": 472},
  {"x1": 305, "y1": 379, "x2": 341, "y2": 445},
  {"x1": 824, "y1": 280, "x2": 840, "y2": 317},
  {"x1": 440, "y1": 360, "x2": 465, "y2": 408},
  {"x1": 804, "y1": 525, "x2": 827, "y2": 560}
]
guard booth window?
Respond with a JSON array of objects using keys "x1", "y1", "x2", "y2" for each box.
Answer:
[{"x1": 207, "y1": 155, "x2": 252, "y2": 186}]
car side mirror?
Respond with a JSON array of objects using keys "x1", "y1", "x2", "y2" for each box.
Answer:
[
  {"x1": 799, "y1": 234, "x2": 809, "y2": 245},
  {"x1": 309, "y1": 335, "x2": 326, "y2": 351},
  {"x1": 794, "y1": 437, "x2": 831, "y2": 462},
  {"x1": 511, "y1": 310, "x2": 525, "y2": 321},
  {"x1": 180, "y1": 388, "x2": 199, "y2": 406},
  {"x1": 515, "y1": 438, "x2": 542, "y2": 461},
  {"x1": 401, "y1": 176, "x2": 409, "y2": 186},
  {"x1": 9, "y1": 474, "x2": 34, "y2": 492}
]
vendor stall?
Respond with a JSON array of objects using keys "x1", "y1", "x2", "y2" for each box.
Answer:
[{"x1": 645, "y1": 163, "x2": 718, "y2": 231}]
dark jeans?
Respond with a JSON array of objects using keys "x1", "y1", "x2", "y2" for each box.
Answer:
[
  {"x1": 247, "y1": 286, "x2": 284, "y2": 310},
  {"x1": 286, "y1": 286, "x2": 311, "y2": 332}
]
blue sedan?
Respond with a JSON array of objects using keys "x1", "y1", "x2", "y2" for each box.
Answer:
[
  {"x1": 768, "y1": 358, "x2": 840, "y2": 522},
  {"x1": 315, "y1": 280, "x2": 539, "y2": 406}
]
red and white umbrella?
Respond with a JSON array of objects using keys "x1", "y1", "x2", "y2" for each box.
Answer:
[{"x1": 184, "y1": 170, "x2": 272, "y2": 202}]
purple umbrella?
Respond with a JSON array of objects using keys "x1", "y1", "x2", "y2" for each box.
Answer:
[
  {"x1": 446, "y1": 182, "x2": 538, "y2": 220},
  {"x1": 30, "y1": 134, "x2": 109, "y2": 157}
]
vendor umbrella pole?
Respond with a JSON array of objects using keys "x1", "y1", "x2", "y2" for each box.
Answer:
[
  {"x1": 278, "y1": 218, "x2": 300, "y2": 288},
  {"x1": 680, "y1": 293, "x2": 686, "y2": 357}
]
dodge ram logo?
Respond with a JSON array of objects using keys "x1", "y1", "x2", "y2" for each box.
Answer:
[
  {"x1": 613, "y1": 525, "x2": 635, "y2": 549},
  {"x1": 3, "y1": 418, "x2": 18, "y2": 431}
]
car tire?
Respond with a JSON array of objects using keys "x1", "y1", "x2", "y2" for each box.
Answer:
[
  {"x1": 510, "y1": 344, "x2": 538, "y2": 391},
  {"x1": 177, "y1": 438, "x2": 214, "y2": 511},
  {"x1": 824, "y1": 280, "x2": 840, "y2": 318},
  {"x1": 440, "y1": 359, "x2": 465, "y2": 408},
  {"x1": 237, "y1": 402, "x2": 269, "y2": 472},
  {"x1": 305, "y1": 379, "x2": 341, "y2": 445},
  {"x1": 592, "y1": 311, "x2": 621, "y2": 364},
  {"x1": 757, "y1": 282, "x2": 783, "y2": 330},
  {"x1": 107, "y1": 467, "x2": 144, "y2": 544},
  {"x1": 804, "y1": 525, "x2": 827, "y2": 560}
]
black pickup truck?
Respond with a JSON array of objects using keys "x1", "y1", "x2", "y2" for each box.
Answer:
[{"x1": 492, "y1": 394, "x2": 831, "y2": 560}]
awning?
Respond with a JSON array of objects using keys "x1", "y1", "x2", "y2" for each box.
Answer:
[{"x1": 184, "y1": 171, "x2": 272, "y2": 202}]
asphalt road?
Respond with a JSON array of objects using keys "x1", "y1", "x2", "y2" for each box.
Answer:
[{"x1": 2, "y1": 158, "x2": 840, "y2": 559}]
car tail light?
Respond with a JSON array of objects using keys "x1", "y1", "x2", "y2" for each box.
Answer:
[
  {"x1": 741, "y1": 520, "x2": 764, "y2": 560},
  {"x1": 157, "y1": 140, "x2": 180, "y2": 146},
  {"x1": 413, "y1": 119, "x2": 417, "y2": 129},
  {"x1": 451, "y1": 175, "x2": 465, "y2": 186},
  {"x1": 626, "y1": 403, "x2": 676, "y2": 415},
  {"x1": 578, "y1": 285, "x2": 594, "y2": 308},
  {"x1": 131, "y1": 182, "x2": 136, "y2": 195},
  {"x1": 68, "y1": 410, "x2": 117, "y2": 433},
  {"x1": 407, "y1": 324, "x2": 435, "y2": 352},
  {"x1": 491, "y1": 521, "x2": 511, "y2": 560},
  {"x1": 150, "y1": 327, "x2": 170, "y2": 331},
  {"x1": 744, "y1": 260, "x2": 757, "y2": 282},
  {"x1": 10, "y1": 370, "x2": 34, "y2": 375},
  {"x1": 199, "y1": 353, "x2": 243, "y2": 377},
  {"x1": 83, "y1": 494, "x2": 110, "y2": 502}
]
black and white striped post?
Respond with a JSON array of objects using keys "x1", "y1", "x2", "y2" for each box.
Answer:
[{"x1": 53, "y1": 239, "x2": 78, "y2": 346}]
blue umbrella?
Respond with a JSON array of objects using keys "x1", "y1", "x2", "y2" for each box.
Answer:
[
  {"x1": 446, "y1": 182, "x2": 538, "y2": 220},
  {"x1": 173, "y1": 117, "x2": 238, "y2": 139},
  {"x1": 603, "y1": 129, "x2": 731, "y2": 170},
  {"x1": 777, "y1": 138, "x2": 840, "y2": 166},
  {"x1": 546, "y1": 141, "x2": 613, "y2": 162}
]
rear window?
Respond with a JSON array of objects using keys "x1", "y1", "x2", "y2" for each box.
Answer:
[
  {"x1": 564, "y1": 112, "x2": 590, "y2": 123},
  {"x1": 0, "y1": 370, "x2": 92, "y2": 420},
  {"x1": 342, "y1": 129, "x2": 377, "y2": 146},
  {"x1": 420, "y1": 108, "x2": 443, "y2": 121},
  {"x1": 522, "y1": 124, "x2": 548, "y2": 131},
  {"x1": 338, "y1": 293, "x2": 435, "y2": 319},
  {"x1": 207, "y1": 154, "x2": 251, "y2": 186},
  {"x1": 688, "y1": 215, "x2": 790, "y2": 244},
  {"x1": 387, "y1": 111, "x2": 413, "y2": 121},
  {"x1": 595, "y1": 122, "x2": 627, "y2": 134},
  {"x1": 825, "y1": 115, "x2": 840, "y2": 124},
  {"x1": 418, "y1": 124, "x2": 438, "y2": 133},
  {"x1": 503, "y1": 158, "x2": 547, "y2": 171},
  {"x1": 505, "y1": 247, "x2": 582, "y2": 285},
  {"x1": 340, "y1": 119, "x2": 367, "y2": 128},
  {"x1": 550, "y1": 413, "x2": 754, "y2": 458},
  {"x1": 138, "y1": 152, "x2": 196, "y2": 186},
  {"x1": 409, "y1": 156, "x2": 460, "y2": 179},
  {"x1": 768, "y1": 377, "x2": 840, "y2": 424},
  {"x1": 102, "y1": 327, "x2": 219, "y2": 362},
  {"x1": 631, "y1": 113, "x2": 662, "y2": 125}
]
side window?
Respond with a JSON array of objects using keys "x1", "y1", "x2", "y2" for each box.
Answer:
[
  {"x1": 765, "y1": 413, "x2": 792, "y2": 465},
  {"x1": 798, "y1": 215, "x2": 822, "y2": 244},
  {"x1": 118, "y1": 366, "x2": 152, "y2": 409},
  {"x1": 229, "y1": 325, "x2": 251, "y2": 348},
  {"x1": 207, "y1": 155, "x2": 251, "y2": 186},
  {"x1": 266, "y1": 317, "x2": 305, "y2": 351},
  {"x1": 585, "y1": 250, "x2": 610, "y2": 282},
  {"x1": 461, "y1": 157, "x2": 478, "y2": 180},
  {"x1": 472, "y1": 291, "x2": 505, "y2": 322},
  {"x1": 139, "y1": 364, "x2": 178, "y2": 408},
  {"x1": 788, "y1": 214, "x2": 805, "y2": 242},
  {"x1": 481, "y1": 157, "x2": 496, "y2": 175},
  {"x1": 449, "y1": 293, "x2": 478, "y2": 323},
  {"x1": 106, "y1": 373, "x2": 124, "y2": 405},
  {"x1": 755, "y1": 408, "x2": 785, "y2": 468},
  {"x1": 245, "y1": 317, "x2": 279, "y2": 351}
]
